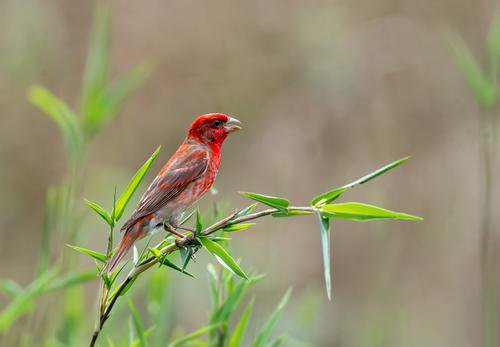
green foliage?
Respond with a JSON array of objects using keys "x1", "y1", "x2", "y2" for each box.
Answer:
[
  {"x1": 310, "y1": 156, "x2": 410, "y2": 207},
  {"x1": 239, "y1": 192, "x2": 289, "y2": 211},
  {"x1": 320, "y1": 202, "x2": 422, "y2": 221},
  {"x1": 128, "y1": 298, "x2": 148, "y2": 347},
  {"x1": 85, "y1": 199, "x2": 114, "y2": 226},
  {"x1": 228, "y1": 298, "x2": 254, "y2": 347},
  {"x1": 67, "y1": 245, "x2": 107, "y2": 263},
  {"x1": 198, "y1": 236, "x2": 249, "y2": 280},
  {"x1": 317, "y1": 213, "x2": 332, "y2": 301},
  {"x1": 252, "y1": 289, "x2": 292, "y2": 347},
  {"x1": 114, "y1": 146, "x2": 161, "y2": 222}
]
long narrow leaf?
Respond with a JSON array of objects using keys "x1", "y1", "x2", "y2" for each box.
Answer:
[
  {"x1": 198, "y1": 237, "x2": 248, "y2": 280},
  {"x1": 0, "y1": 268, "x2": 59, "y2": 332},
  {"x1": 44, "y1": 270, "x2": 96, "y2": 292},
  {"x1": 252, "y1": 289, "x2": 292, "y2": 347},
  {"x1": 239, "y1": 192, "x2": 289, "y2": 211},
  {"x1": 311, "y1": 157, "x2": 410, "y2": 206},
  {"x1": 81, "y1": 4, "x2": 110, "y2": 129},
  {"x1": 85, "y1": 199, "x2": 113, "y2": 226},
  {"x1": 115, "y1": 146, "x2": 161, "y2": 221},
  {"x1": 317, "y1": 213, "x2": 331, "y2": 300},
  {"x1": 320, "y1": 202, "x2": 422, "y2": 221},
  {"x1": 128, "y1": 298, "x2": 148, "y2": 347},
  {"x1": 67, "y1": 245, "x2": 107, "y2": 263},
  {"x1": 449, "y1": 33, "x2": 497, "y2": 108},
  {"x1": 167, "y1": 324, "x2": 222, "y2": 347},
  {"x1": 228, "y1": 298, "x2": 254, "y2": 347}
]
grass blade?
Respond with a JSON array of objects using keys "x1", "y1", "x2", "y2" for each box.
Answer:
[
  {"x1": 85, "y1": 199, "x2": 113, "y2": 226},
  {"x1": 311, "y1": 157, "x2": 410, "y2": 207},
  {"x1": 167, "y1": 323, "x2": 222, "y2": 347},
  {"x1": 317, "y1": 213, "x2": 331, "y2": 300},
  {"x1": 239, "y1": 192, "x2": 289, "y2": 211},
  {"x1": 198, "y1": 237, "x2": 248, "y2": 280},
  {"x1": 320, "y1": 202, "x2": 423, "y2": 221},
  {"x1": 252, "y1": 289, "x2": 292, "y2": 347},
  {"x1": 115, "y1": 146, "x2": 161, "y2": 221},
  {"x1": 228, "y1": 298, "x2": 254, "y2": 347},
  {"x1": 128, "y1": 298, "x2": 148, "y2": 347},
  {"x1": 67, "y1": 244, "x2": 107, "y2": 263}
]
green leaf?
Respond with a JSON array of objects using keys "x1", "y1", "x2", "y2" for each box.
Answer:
[
  {"x1": 486, "y1": 11, "x2": 500, "y2": 79},
  {"x1": 115, "y1": 146, "x2": 161, "y2": 221},
  {"x1": 180, "y1": 210, "x2": 195, "y2": 225},
  {"x1": 267, "y1": 336, "x2": 286, "y2": 347},
  {"x1": 311, "y1": 157, "x2": 410, "y2": 207},
  {"x1": 228, "y1": 298, "x2": 254, "y2": 347},
  {"x1": 239, "y1": 192, "x2": 289, "y2": 211},
  {"x1": 27, "y1": 85, "x2": 83, "y2": 153},
  {"x1": 179, "y1": 246, "x2": 193, "y2": 271},
  {"x1": 44, "y1": 270, "x2": 96, "y2": 292},
  {"x1": 81, "y1": 4, "x2": 110, "y2": 129},
  {"x1": 85, "y1": 199, "x2": 113, "y2": 226},
  {"x1": 252, "y1": 289, "x2": 292, "y2": 347},
  {"x1": 87, "y1": 60, "x2": 153, "y2": 135},
  {"x1": 0, "y1": 268, "x2": 59, "y2": 332},
  {"x1": 207, "y1": 264, "x2": 219, "y2": 309},
  {"x1": 223, "y1": 223, "x2": 255, "y2": 232},
  {"x1": 235, "y1": 203, "x2": 258, "y2": 218},
  {"x1": 198, "y1": 237, "x2": 248, "y2": 280},
  {"x1": 167, "y1": 323, "x2": 222, "y2": 347},
  {"x1": 128, "y1": 298, "x2": 148, "y2": 347},
  {"x1": 449, "y1": 33, "x2": 497, "y2": 108},
  {"x1": 118, "y1": 277, "x2": 137, "y2": 297},
  {"x1": 320, "y1": 202, "x2": 423, "y2": 221},
  {"x1": 317, "y1": 213, "x2": 331, "y2": 301},
  {"x1": 67, "y1": 245, "x2": 107, "y2": 263},
  {"x1": 195, "y1": 208, "x2": 203, "y2": 235},
  {"x1": 0, "y1": 279, "x2": 23, "y2": 299},
  {"x1": 156, "y1": 253, "x2": 194, "y2": 278}
]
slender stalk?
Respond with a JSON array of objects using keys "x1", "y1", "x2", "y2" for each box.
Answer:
[{"x1": 88, "y1": 206, "x2": 315, "y2": 346}]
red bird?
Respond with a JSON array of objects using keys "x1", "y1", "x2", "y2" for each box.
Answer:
[{"x1": 103, "y1": 113, "x2": 241, "y2": 273}]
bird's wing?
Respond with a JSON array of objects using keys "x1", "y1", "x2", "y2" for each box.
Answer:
[{"x1": 121, "y1": 145, "x2": 209, "y2": 231}]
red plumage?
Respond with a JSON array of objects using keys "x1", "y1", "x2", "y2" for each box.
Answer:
[{"x1": 102, "y1": 113, "x2": 241, "y2": 273}]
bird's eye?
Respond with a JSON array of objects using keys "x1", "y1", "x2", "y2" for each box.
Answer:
[{"x1": 212, "y1": 119, "x2": 223, "y2": 126}]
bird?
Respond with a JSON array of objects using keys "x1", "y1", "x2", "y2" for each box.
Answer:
[{"x1": 102, "y1": 113, "x2": 242, "y2": 273}]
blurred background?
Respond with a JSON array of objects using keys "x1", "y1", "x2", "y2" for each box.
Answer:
[{"x1": 1, "y1": 0, "x2": 499, "y2": 346}]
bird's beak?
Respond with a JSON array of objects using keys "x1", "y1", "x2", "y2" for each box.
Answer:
[{"x1": 224, "y1": 117, "x2": 242, "y2": 132}]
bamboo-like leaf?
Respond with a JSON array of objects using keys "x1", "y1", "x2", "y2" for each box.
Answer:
[
  {"x1": 67, "y1": 245, "x2": 107, "y2": 263},
  {"x1": 81, "y1": 4, "x2": 110, "y2": 129},
  {"x1": 151, "y1": 249, "x2": 195, "y2": 278},
  {"x1": 486, "y1": 11, "x2": 500, "y2": 79},
  {"x1": 317, "y1": 213, "x2": 331, "y2": 301},
  {"x1": 449, "y1": 33, "x2": 497, "y2": 108},
  {"x1": 271, "y1": 210, "x2": 313, "y2": 217},
  {"x1": 87, "y1": 60, "x2": 153, "y2": 134},
  {"x1": 311, "y1": 157, "x2": 410, "y2": 207},
  {"x1": 44, "y1": 270, "x2": 96, "y2": 292},
  {"x1": 223, "y1": 223, "x2": 255, "y2": 232},
  {"x1": 179, "y1": 246, "x2": 193, "y2": 271},
  {"x1": 27, "y1": 85, "x2": 83, "y2": 153},
  {"x1": 0, "y1": 279, "x2": 23, "y2": 299},
  {"x1": 320, "y1": 202, "x2": 422, "y2": 221},
  {"x1": 195, "y1": 208, "x2": 203, "y2": 235},
  {"x1": 252, "y1": 289, "x2": 292, "y2": 347},
  {"x1": 228, "y1": 298, "x2": 254, "y2": 347},
  {"x1": 167, "y1": 324, "x2": 222, "y2": 347},
  {"x1": 239, "y1": 192, "x2": 289, "y2": 211},
  {"x1": 114, "y1": 146, "x2": 161, "y2": 221},
  {"x1": 85, "y1": 199, "x2": 113, "y2": 226},
  {"x1": 234, "y1": 203, "x2": 258, "y2": 218},
  {"x1": 128, "y1": 298, "x2": 148, "y2": 347},
  {"x1": 198, "y1": 237, "x2": 248, "y2": 280},
  {"x1": 0, "y1": 268, "x2": 59, "y2": 332}
]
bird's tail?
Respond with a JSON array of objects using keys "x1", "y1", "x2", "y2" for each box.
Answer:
[{"x1": 101, "y1": 231, "x2": 139, "y2": 274}]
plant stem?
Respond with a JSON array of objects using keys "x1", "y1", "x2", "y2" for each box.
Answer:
[{"x1": 88, "y1": 206, "x2": 315, "y2": 346}]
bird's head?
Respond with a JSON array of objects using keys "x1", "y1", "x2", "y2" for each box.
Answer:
[{"x1": 188, "y1": 113, "x2": 242, "y2": 145}]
